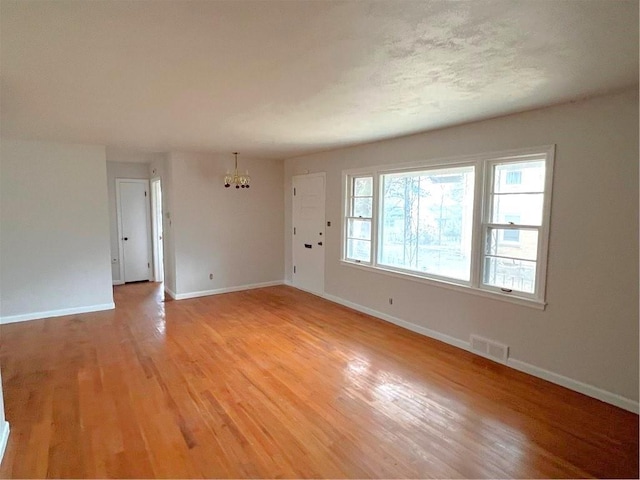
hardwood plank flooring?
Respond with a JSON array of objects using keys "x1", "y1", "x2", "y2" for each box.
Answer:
[{"x1": 0, "y1": 282, "x2": 637, "y2": 478}]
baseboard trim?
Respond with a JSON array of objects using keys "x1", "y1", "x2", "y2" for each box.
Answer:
[
  {"x1": 164, "y1": 287, "x2": 177, "y2": 300},
  {"x1": 323, "y1": 293, "x2": 470, "y2": 352},
  {"x1": 507, "y1": 359, "x2": 639, "y2": 414},
  {"x1": 172, "y1": 281, "x2": 284, "y2": 300},
  {"x1": 112, "y1": 280, "x2": 125, "y2": 286},
  {"x1": 0, "y1": 421, "x2": 10, "y2": 466},
  {"x1": 286, "y1": 283, "x2": 324, "y2": 298},
  {"x1": 0, "y1": 302, "x2": 115, "y2": 325},
  {"x1": 321, "y1": 292, "x2": 639, "y2": 414}
]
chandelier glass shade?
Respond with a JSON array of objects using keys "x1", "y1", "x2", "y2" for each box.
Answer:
[{"x1": 224, "y1": 152, "x2": 250, "y2": 189}]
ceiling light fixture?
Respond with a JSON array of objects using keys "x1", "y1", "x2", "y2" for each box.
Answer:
[{"x1": 224, "y1": 152, "x2": 250, "y2": 189}]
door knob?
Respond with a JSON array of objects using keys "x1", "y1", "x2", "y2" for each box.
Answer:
[
  {"x1": 123, "y1": 237, "x2": 129, "y2": 241},
  {"x1": 318, "y1": 242, "x2": 323, "y2": 246}
]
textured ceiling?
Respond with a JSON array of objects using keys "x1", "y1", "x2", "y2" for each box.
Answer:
[{"x1": 1, "y1": 0, "x2": 638, "y2": 159}]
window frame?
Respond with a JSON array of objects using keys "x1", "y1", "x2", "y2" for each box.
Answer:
[
  {"x1": 340, "y1": 145, "x2": 555, "y2": 309},
  {"x1": 343, "y1": 175, "x2": 375, "y2": 264},
  {"x1": 376, "y1": 162, "x2": 478, "y2": 286}
]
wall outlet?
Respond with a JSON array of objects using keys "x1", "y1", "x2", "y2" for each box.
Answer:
[{"x1": 209, "y1": 273, "x2": 213, "y2": 280}]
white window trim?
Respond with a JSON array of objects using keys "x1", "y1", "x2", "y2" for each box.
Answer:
[
  {"x1": 478, "y1": 152, "x2": 554, "y2": 300},
  {"x1": 343, "y1": 174, "x2": 375, "y2": 265},
  {"x1": 340, "y1": 145, "x2": 555, "y2": 310}
]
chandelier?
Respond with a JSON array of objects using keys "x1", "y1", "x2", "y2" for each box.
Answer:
[{"x1": 224, "y1": 152, "x2": 250, "y2": 189}]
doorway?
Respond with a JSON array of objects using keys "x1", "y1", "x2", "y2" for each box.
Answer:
[
  {"x1": 292, "y1": 173, "x2": 326, "y2": 296},
  {"x1": 116, "y1": 178, "x2": 152, "y2": 283},
  {"x1": 150, "y1": 178, "x2": 164, "y2": 283}
]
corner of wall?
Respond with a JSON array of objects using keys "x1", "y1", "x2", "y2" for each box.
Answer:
[
  {"x1": 0, "y1": 420, "x2": 9, "y2": 467},
  {"x1": 0, "y1": 369, "x2": 9, "y2": 467}
]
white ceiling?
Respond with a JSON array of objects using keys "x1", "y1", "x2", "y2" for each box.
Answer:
[{"x1": 1, "y1": 0, "x2": 638, "y2": 160}]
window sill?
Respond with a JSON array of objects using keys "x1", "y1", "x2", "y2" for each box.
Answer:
[{"x1": 339, "y1": 260, "x2": 547, "y2": 310}]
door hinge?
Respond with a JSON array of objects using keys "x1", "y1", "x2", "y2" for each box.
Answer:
[
  {"x1": 293, "y1": 187, "x2": 296, "y2": 196},
  {"x1": 293, "y1": 266, "x2": 296, "y2": 274},
  {"x1": 293, "y1": 227, "x2": 296, "y2": 235},
  {"x1": 145, "y1": 191, "x2": 147, "y2": 197},
  {"x1": 148, "y1": 262, "x2": 150, "y2": 268}
]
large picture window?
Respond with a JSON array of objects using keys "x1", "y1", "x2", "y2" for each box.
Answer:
[
  {"x1": 379, "y1": 166, "x2": 475, "y2": 281},
  {"x1": 342, "y1": 146, "x2": 554, "y2": 307}
]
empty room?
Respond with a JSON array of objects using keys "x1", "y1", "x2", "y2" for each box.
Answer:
[{"x1": 0, "y1": 0, "x2": 638, "y2": 478}]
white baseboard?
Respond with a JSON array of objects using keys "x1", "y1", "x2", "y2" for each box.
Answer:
[
  {"x1": 0, "y1": 302, "x2": 115, "y2": 325},
  {"x1": 320, "y1": 292, "x2": 639, "y2": 414},
  {"x1": 164, "y1": 287, "x2": 177, "y2": 300},
  {"x1": 112, "y1": 280, "x2": 124, "y2": 286},
  {"x1": 507, "y1": 359, "x2": 639, "y2": 414},
  {"x1": 285, "y1": 283, "x2": 325, "y2": 298},
  {"x1": 0, "y1": 421, "x2": 10, "y2": 466},
  {"x1": 323, "y1": 293, "x2": 470, "y2": 352},
  {"x1": 172, "y1": 281, "x2": 283, "y2": 301}
]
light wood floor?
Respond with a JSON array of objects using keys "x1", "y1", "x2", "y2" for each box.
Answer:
[{"x1": 0, "y1": 282, "x2": 637, "y2": 478}]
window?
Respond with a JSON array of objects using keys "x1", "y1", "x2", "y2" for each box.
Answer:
[
  {"x1": 378, "y1": 166, "x2": 475, "y2": 281},
  {"x1": 341, "y1": 146, "x2": 554, "y2": 306},
  {"x1": 345, "y1": 176, "x2": 373, "y2": 263},
  {"x1": 482, "y1": 159, "x2": 547, "y2": 296}
]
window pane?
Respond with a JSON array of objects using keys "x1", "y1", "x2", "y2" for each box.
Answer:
[
  {"x1": 502, "y1": 215, "x2": 520, "y2": 241},
  {"x1": 503, "y1": 229, "x2": 520, "y2": 242},
  {"x1": 492, "y1": 193, "x2": 543, "y2": 225},
  {"x1": 347, "y1": 239, "x2": 371, "y2": 262},
  {"x1": 494, "y1": 160, "x2": 545, "y2": 193},
  {"x1": 348, "y1": 218, "x2": 371, "y2": 240},
  {"x1": 379, "y1": 166, "x2": 474, "y2": 281},
  {"x1": 354, "y1": 177, "x2": 373, "y2": 196},
  {"x1": 506, "y1": 171, "x2": 522, "y2": 185},
  {"x1": 483, "y1": 257, "x2": 536, "y2": 293},
  {"x1": 486, "y1": 228, "x2": 538, "y2": 261},
  {"x1": 353, "y1": 197, "x2": 372, "y2": 218}
]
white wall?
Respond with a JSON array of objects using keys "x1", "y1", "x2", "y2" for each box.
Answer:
[
  {"x1": 105, "y1": 161, "x2": 150, "y2": 283},
  {"x1": 168, "y1": 152, "x2": 284, "y2": 297},
  {"x1": 0, "y1": 139, "x2": 114, "y2": 322},
  {"x1": 284, "y1": 88, "x2": 639, "y2": 408},
  {"x1": 149, "y1": 154, "x2": 176, "y2": 294}
]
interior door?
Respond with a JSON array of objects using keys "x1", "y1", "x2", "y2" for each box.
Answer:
[
  {"x1": 292, "y1": 173, "x2": 325, "y2": 295},
  {"x1": 118, "y1": 179, "x2": 151, "y2": 283}
]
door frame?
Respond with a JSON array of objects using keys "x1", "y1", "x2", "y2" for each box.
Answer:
[
  {"x1": 150, "y1": 177, "x2": 164, "y2": 282},
  {"x1": 292, "y1": 172, "x2": 326, "y2": 295},
  {"x1": 115, "y1": 178, "x2": 152, "y2": 283}
]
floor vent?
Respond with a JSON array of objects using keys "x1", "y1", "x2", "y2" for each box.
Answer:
[{"x1": 470, "y1": 335, "x2": 509, "y2": 364}]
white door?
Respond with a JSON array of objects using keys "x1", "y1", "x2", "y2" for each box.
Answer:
[
  {"x1": 117, "y1": 179, "x2": 151, "y2": 283},
  {"x1": 292, "y1": 173, "x2": 325, "y2": 295}
]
